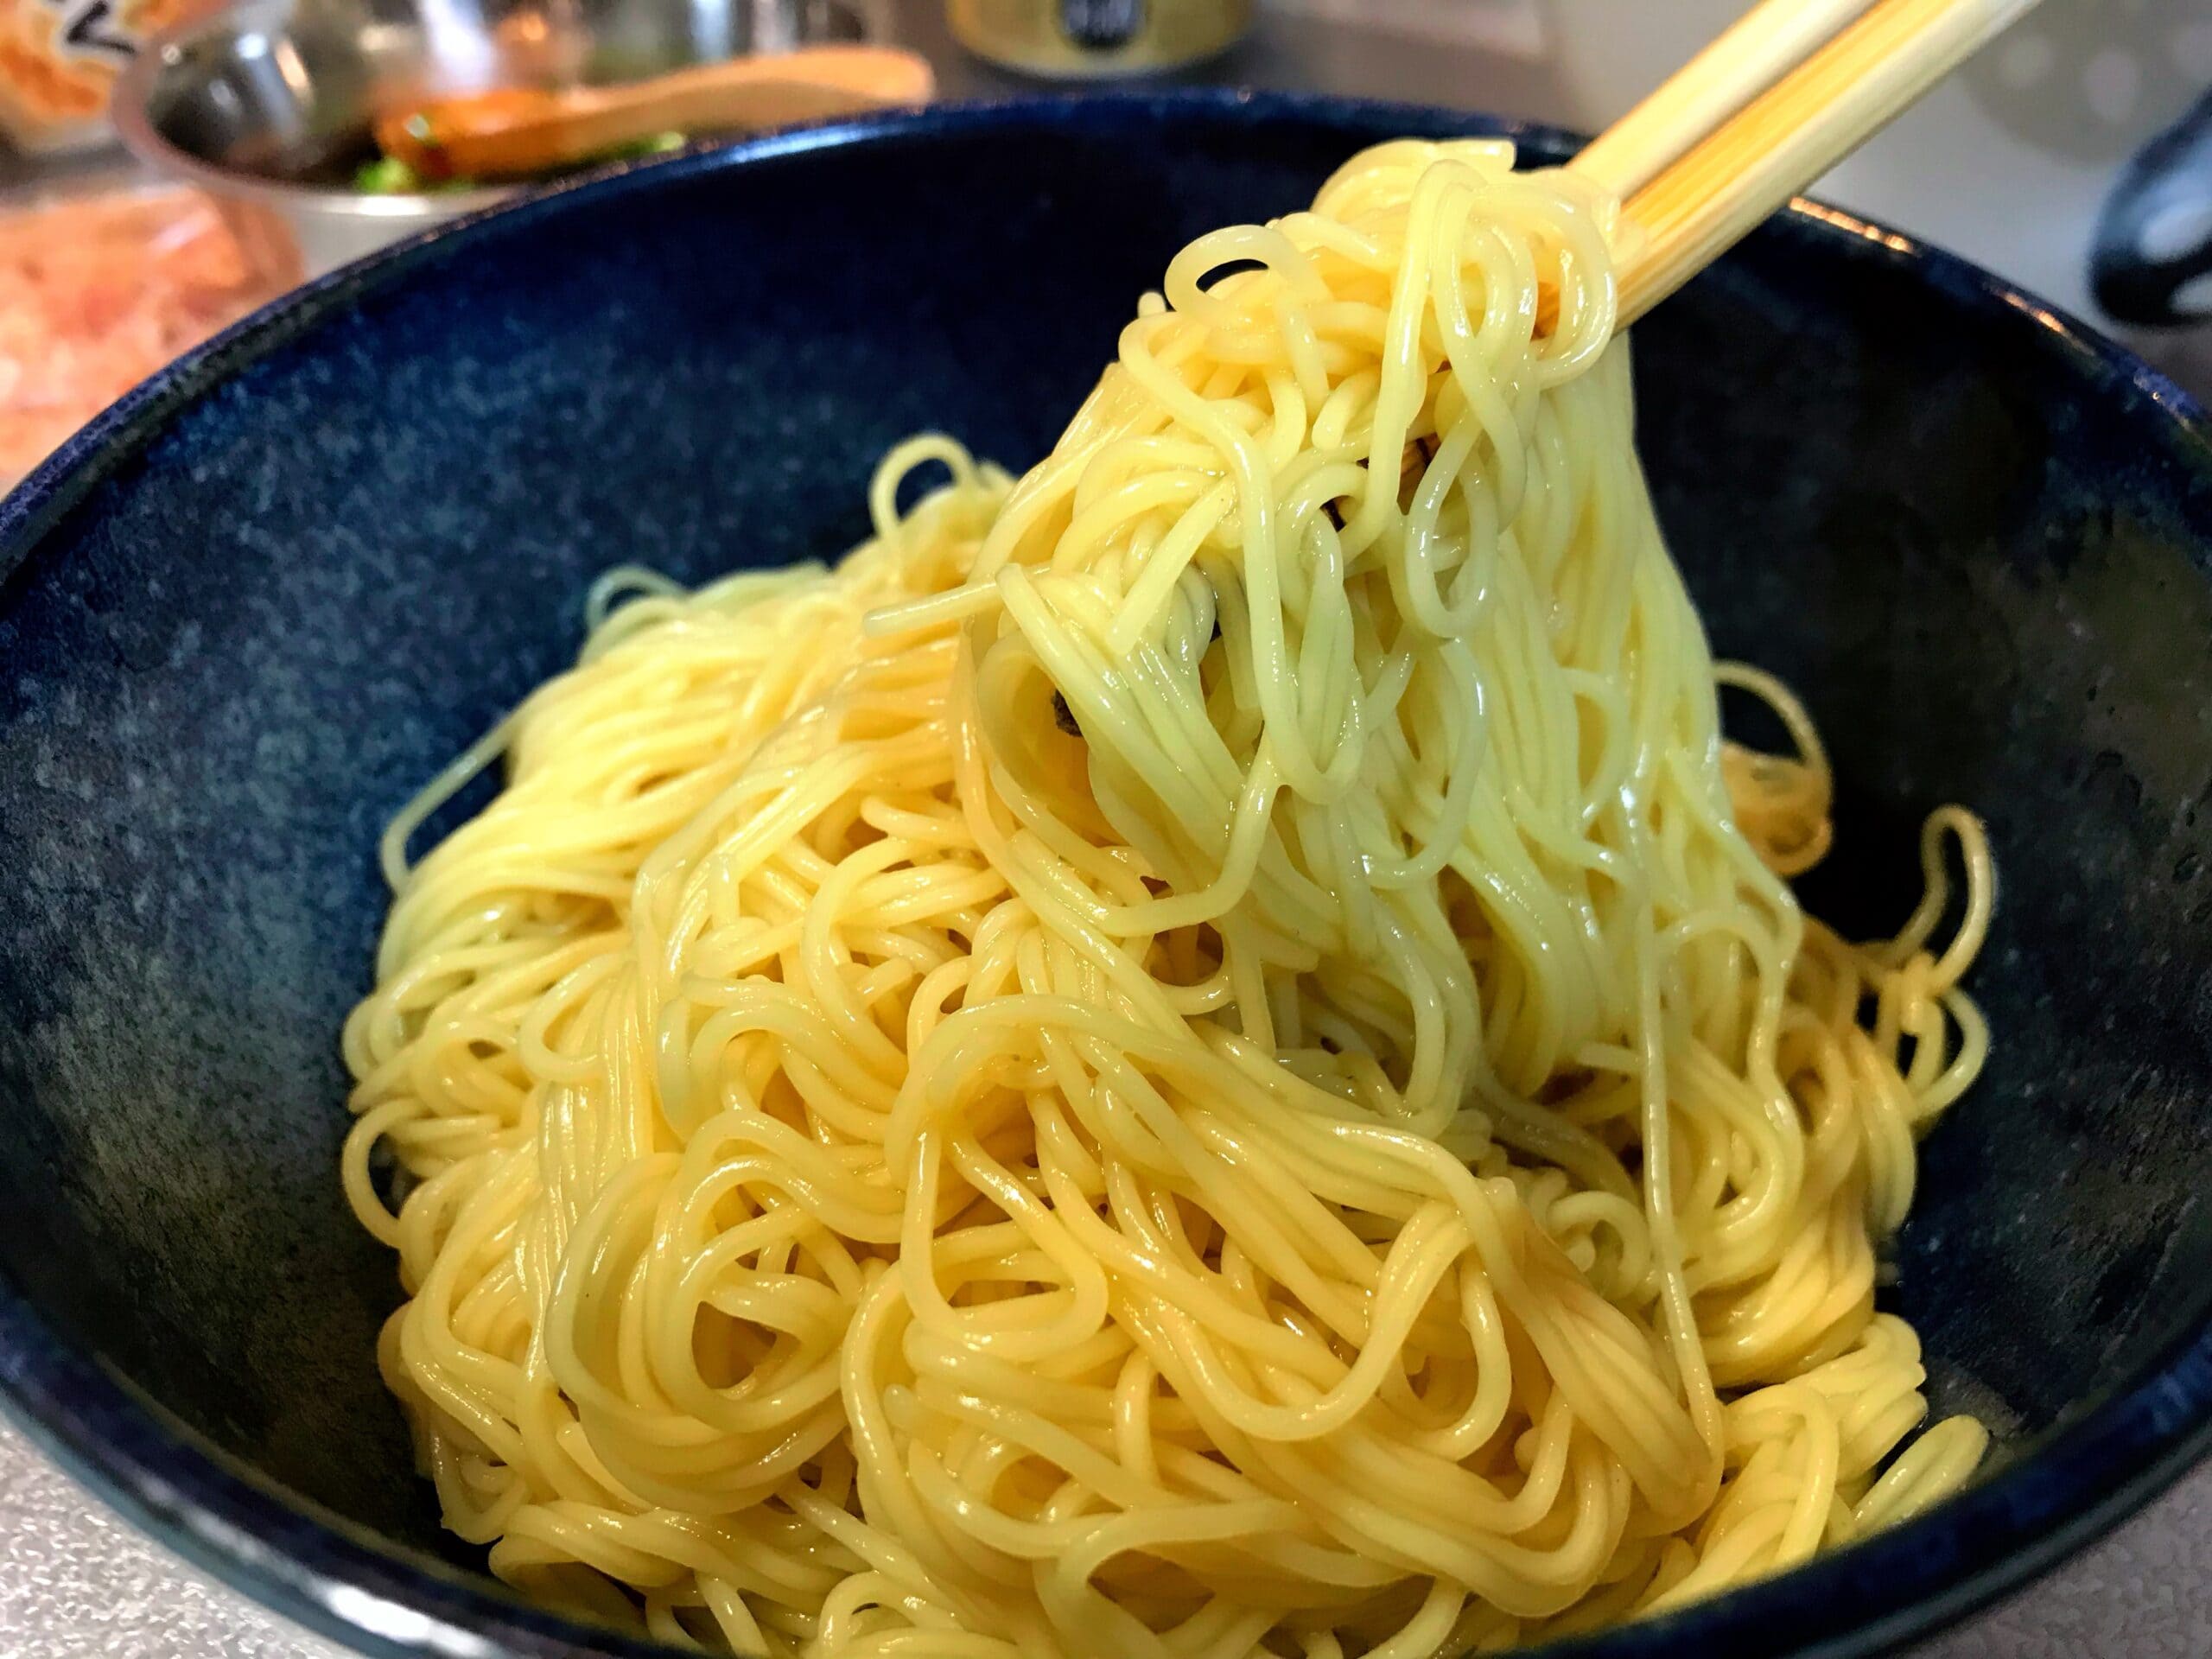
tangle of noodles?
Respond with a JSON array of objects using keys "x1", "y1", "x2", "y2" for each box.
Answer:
[{"x1": 342, "y1": 138, "x2": 1996, "y2": 1658}]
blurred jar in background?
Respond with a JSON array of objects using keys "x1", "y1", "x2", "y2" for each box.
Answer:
[{"x1": 948, "y1": 0, "x2": 1251, "y2": 78}]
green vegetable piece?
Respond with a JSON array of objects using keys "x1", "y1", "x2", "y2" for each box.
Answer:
[
  {"x1": 597, "y1": 130, "x2": 689, "y2": 162},
  {"x1": 355, "y1": 156, "x2": 423, "y2": 194}
]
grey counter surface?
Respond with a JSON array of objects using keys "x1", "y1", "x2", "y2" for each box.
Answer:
[{"x1": 5, "y1": 0, "x2": 2209, "y2": 1653}]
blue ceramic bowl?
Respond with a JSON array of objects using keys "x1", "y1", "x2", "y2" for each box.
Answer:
[{"x1": 3, "y1": 92, "x2": 2212, "y2": 1659}]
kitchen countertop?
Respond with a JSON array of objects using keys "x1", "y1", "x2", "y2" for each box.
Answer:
[{"x1": 3, "y1": 1, "x2": 2209, "y2": 1655}]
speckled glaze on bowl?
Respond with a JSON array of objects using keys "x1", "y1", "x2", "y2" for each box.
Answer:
[{"x1": 3, "y1": 92, "x2": 2211, "y2": 1659}]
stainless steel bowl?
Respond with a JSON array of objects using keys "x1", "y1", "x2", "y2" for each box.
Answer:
[{"x1": 113, "y1": 0, "x2": 878, "y2": 276}]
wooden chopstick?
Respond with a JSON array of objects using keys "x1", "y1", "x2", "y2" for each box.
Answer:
[
  {"x1": 1575, "y1": 0, "x2": 2042, "y2": 331},
  {"x1": 1569, "y1": 0, "x2": 1880, "y2": 201}
]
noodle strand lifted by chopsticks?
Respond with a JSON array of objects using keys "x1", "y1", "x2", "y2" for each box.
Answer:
[{"x1": 341, "y1": 138, "x2": 1993, "y2": 1657}]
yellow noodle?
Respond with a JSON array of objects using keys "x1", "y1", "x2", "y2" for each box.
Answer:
[{"x1": 343, "y1": 139, "x2": 1993, "y2": 1657}]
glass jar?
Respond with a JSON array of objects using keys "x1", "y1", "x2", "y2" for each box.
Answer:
[{"x1": 946, "y1": 0, "x2": 1253, "y2": 79}]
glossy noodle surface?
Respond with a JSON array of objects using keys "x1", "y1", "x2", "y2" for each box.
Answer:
[{"x1": 343, "y1": 140, "x2": 1992, "y2": 1657}]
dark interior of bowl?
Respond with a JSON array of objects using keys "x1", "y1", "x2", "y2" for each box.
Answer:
[{"x1": 3, "y1": 95, "x2": 2212, "y2": 1659}]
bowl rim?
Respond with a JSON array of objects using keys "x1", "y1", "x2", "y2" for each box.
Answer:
[{"x1": 4, "y1": 85, "x2": 2212, "y2": 1659}]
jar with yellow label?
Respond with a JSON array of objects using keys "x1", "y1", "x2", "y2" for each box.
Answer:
[{"x1": 946, "y1": 0, "x2": 1252, "y2": 79}]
